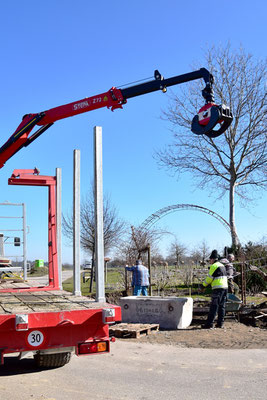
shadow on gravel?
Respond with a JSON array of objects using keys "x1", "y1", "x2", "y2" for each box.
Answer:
[{"x1": 0, "y1": 357, "x2": 40, "y2": 376}]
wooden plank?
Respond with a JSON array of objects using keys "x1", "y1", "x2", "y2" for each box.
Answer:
[
  {"x1": 2, "y1": 303, "x2": 34, "y2": 313},
  {"x1": 0, "y1": 282, "x2": 18, "y2": 289},
  {"x1": 0, "y1": 294, "x2": 19, "y2": 304},
  {"x1": 254, "y1": 312, "x2": 267, "y2": 319},
  {"x1": 10, "y1": 282, "x2": 29, "y2": 288},
  {"x1": 0, "y1": 305, "x2": 6, "y2": 313},
  {"x1": 15, "y1": 294, "x2": 47, "y2": 302}
]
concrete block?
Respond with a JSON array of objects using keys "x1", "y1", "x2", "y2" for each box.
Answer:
[{"x1": 119, "y1": 296, "x2": 193, "y2": 329}]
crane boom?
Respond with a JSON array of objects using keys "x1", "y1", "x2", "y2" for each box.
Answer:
[{"x1": 0, "y1": 68, "x2": 232, "y2": 169}]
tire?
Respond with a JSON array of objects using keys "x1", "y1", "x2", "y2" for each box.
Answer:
[{"x1": 34, "y1": 352, "x2": 71, "y2": 368}]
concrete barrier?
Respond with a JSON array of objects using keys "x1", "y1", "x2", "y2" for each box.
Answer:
[{"x1": 119, "y1": 296, "x2": 193, "y2": 329}]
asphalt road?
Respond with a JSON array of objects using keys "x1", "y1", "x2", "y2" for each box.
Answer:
[
  {"x1": 26, "y1": 269, "x2": 74, "y2": 286},
  {"x1": 0, "y1": 340, "x2": 266, "y2": 400}
]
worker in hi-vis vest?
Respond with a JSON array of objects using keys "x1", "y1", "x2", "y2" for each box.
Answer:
[{"x1": 201, "y1": 249, "x2": 228, "y2": 329}]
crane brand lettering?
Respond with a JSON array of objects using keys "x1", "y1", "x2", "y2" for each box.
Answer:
[{"x1": 73, "y1": 101, "x2": 90, "y2": 110}]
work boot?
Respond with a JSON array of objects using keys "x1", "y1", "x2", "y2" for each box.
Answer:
[
  {"x1": 201, "y1": 324, "x2": 214, "y2": 330},
  {"x1": 215, "y1": 323, "x2": 224, "y2": 328}
]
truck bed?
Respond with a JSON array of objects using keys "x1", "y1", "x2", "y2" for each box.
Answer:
[
  {"x1": 0, "y1": 280, "x2": 112, "y2": 314},
  {"x1": 0, "y1": 280, "x2": 121, "y2": 360}
]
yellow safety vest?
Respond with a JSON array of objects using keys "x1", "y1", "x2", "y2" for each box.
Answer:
[{"x1": 203, "y1": 261, "x2": 228, "y2": 289}]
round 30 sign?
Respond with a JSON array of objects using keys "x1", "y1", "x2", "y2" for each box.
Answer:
[{"x1": 27, "y1": 330, "x2": 44, "y2": 347}]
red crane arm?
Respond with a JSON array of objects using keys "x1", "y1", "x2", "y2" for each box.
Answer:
[
  {"x1": 37, "y1": 87, "x2": 125, "y2": 125},
  {"x1": 0, "y1": 68, "x2": 233, "y2": 169},
  {"x1": 0, "y1": 87, "x2": 124, "y2": 168}
]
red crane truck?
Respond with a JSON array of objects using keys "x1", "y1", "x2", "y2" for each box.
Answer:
[
  {"x1": 0, "y1": 68, "x2": 233, "y2": 367},
  {"x1": 0, "y1": 168, "x2": 121, "y2": 368}
]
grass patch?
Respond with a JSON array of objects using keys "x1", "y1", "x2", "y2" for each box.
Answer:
[
  {"x1": 62, "y1": 267, "x2": 124, "y2": 297},
  {"x1": 28, "y1": 266, "x2": 48, "y2": 277},
  {"x1": 63, "y1": 276, "x2": 92, "y2": 296},
  {"x1": 246, "y1": 295, "x2": 266, "y2": 305}
]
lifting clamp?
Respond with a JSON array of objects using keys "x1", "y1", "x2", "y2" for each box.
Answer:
[{"x1": 191, "y1": 81, "x2": 233, "y2": 138}]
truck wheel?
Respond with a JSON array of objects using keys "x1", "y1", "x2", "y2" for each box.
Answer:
[{"x1": 34, "y1": 352, "x2": 71, "y2": 368}]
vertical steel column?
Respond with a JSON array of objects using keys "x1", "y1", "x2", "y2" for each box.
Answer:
[
  {"x1": 73, "y1": 150, "x2": 81, "y2": 296},
  {"x1": 22, "y1": 203, "x2": 27, "y2": 280},
  {"x1": 48, "y1": 182, "x2": 59, "y2": 289},
  {"x1": 94, "y1": 126, "x2": 105, "y2": 303},
  {"x1": 148, "y1": 244, "x2": 152, "y2": 296},
  {"x1": 0, "y1": 233, "x2": 4, "y2": 256},
  {"x1": 241, "y1": 261, "x2": 247, "y2": 305},
  {"x1": 56, "y1": 168, "x2": 62, "y2": 289}
]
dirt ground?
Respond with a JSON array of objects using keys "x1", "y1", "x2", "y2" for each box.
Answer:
[
  {"x1": 107, "y1": 292, "x2": 267, "y2": 350},
  {"x1": 127, "y1": 319, "x2": 267, "y2": 349}
]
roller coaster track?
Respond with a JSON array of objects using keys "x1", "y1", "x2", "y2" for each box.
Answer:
[{"x1": 139, "y1": 204, "x2": 231, "y2": 235}]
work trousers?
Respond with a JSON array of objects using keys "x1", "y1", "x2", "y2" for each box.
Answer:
[
  {"x1": 133, "y1": 285, "x2": 148, "y2": 296},
  {"x1": 206, "y1": 288, "x2": 227, "y2": 327}
]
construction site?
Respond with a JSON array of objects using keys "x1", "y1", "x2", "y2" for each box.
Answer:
[
  {"x1": 0, "y1": 2, "x2": 266, "y2": 399},
  {"x1": 0, "y1": 59, "x2": 266, "y2": 367}
]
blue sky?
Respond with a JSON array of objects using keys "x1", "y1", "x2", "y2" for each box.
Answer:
[{"x1": 0, "y1": 0, "x2": 266, "y2": 263}]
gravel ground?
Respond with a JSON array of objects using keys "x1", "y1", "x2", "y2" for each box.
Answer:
[{"x1": 128, "y1": 319, "x2": 267, "y2": 349}]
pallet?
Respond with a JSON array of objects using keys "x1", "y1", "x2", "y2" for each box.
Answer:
[{"x1": 109, "y1": 323, "x2": 159, "y2": 339}]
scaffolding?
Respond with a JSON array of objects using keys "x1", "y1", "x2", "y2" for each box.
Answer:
[{"x1": 0, "y1": 202, "x2": 27, "y2": 279}]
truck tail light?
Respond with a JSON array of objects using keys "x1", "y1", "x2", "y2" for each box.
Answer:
[
  {"x1": 15, "y1": 314, "x2": 28, "y2": 331},
  {"x1": 78, "y1": 340, "x2": 109, "y2": 355},
  {"x1": 102, "y1": 308, "x2": 116, "y2": 324}
]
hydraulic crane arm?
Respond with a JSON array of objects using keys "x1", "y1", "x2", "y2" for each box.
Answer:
[
  {"x1": 0, "y1": 68, "x2": 232, "y2": 169},
  {"x1": 120, "y1": 68, "x2": 214, "y2": 100}
]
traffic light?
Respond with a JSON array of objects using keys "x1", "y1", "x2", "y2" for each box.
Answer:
[{"x1": 14, "y1": 237, "x2": 20, "y2": 247}]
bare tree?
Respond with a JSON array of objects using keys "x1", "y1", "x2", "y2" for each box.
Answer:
[
  {"x1": 199, "y1": 239, "x2": 210, "y2": 265},
  {"x1": 168, "y1": 239, "x2": 187, "y2": 267},
  {"x1": 62, "y1": 192, "x2": 126, "y2": 259},
  {"x1": 190, "y1": 249, "x2": 202, "y2": 266},
  {"x1": 118, "y1": 225, "x2": 164, "y2": 265},
  {"x1": 157, "y1": 44, "x2": 267, "y2": 248}
]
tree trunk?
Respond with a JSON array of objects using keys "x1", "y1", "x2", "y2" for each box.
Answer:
[
  {"x1": 229, "y1": 180, "x2": 239, "y2": 249},
  {"x1": 176, "y1": 252, "x2": 180, "y2": 268}
]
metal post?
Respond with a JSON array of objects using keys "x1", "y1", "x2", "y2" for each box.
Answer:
[
  {"x1": 0, "y1": 234, "x2": 4, "y2": 256},
  {"x1": 94, "y1": 126, "x2": 105, "y2": 303},
  {"x1": 148, "y1": 244, "x2": 152, "y2": 296},
  {"x1": 56, "y1": 168, "x2": 62, "y2": 289},
  {"x1": 241, "y1": 261, "x2": 247, "y2": 305},
  {"x1": 73, "y1": 150, "x2": 81, "y2": 296},
  {"x1": 22, "y1": 203, "x2": 27, "y2": 280},
  {"x1": 105, "y1": 260, "x2": 107, "y2": 283},
  {"x1": 89, "y1": 256, "x2": 94, "y2": 293}
]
